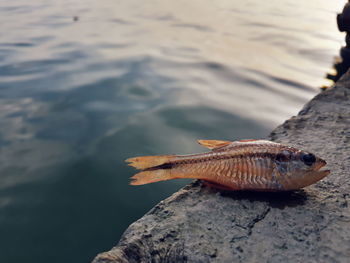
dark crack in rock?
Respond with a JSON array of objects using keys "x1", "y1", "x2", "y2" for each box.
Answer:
[{"x1": 93, "y1": 71, "x2": 350, "y2": 263}]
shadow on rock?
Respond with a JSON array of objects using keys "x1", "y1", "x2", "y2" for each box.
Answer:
[{"x1": 198, "y1": 181, "x2": 308, "y2": 209}]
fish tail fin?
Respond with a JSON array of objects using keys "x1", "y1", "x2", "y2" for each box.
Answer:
[
  {"x1": 125, "y1": 155, "x2": 175, "y2": 170},
  {"x1": 126, "y1": 154, "x2": 183, "y2": 185},
  {"x1": 130, "y1": 169, "x2": 177, "y2": 185}
]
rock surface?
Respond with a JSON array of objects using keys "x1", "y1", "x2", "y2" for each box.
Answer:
[{"x1": 93, "y1": 72, "x2": 350, "y2": 263}]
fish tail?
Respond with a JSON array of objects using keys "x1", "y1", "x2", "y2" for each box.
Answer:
[
  {"x1": 130, "y1": 169, "x2": 178, "y2": 185},
  {"x1": 126, "y1": 155, "x2": 175, "y2": 170},
  {"x1": 126, "y1": 154, "x2": 183, "y2": 185}
]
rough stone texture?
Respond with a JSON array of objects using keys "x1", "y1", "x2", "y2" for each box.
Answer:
[{"x1": 93, "y1": 72, "x2": 350, "y2": 263}]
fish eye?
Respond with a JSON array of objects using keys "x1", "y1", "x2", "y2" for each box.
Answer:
[{"x1": 301, "y1": 153, "x2": 316, "y2": 166}]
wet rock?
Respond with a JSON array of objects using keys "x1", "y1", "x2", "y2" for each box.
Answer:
[{"x1": 93, "y1": 72, "x2": 350, "y2": 263}]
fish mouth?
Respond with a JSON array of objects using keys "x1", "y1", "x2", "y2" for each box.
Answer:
[
  {"x1": 312, "y1": 159, "x2": 330, "y2": 177},
  {"x1": 314, "y1": 159, "x2": 327, "y2": 172},
  {"x1": 315, "y1": 159, "x2": 327, "y2": 171}
]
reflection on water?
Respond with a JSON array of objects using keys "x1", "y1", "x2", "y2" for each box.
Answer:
[{"x1": 0, "y1": 0, "x2": 345, "y2": 262}]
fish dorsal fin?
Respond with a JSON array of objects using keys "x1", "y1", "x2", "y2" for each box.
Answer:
[
  {"x1": 197, "y1": 139, "x2": 232, "y2": 150},
  {"x1": 236, "y1": 139, "x2": 278, "y2": 145}
]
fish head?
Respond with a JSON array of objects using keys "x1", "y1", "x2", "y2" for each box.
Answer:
[{"x1": 275, "y1": 149, "x2": 330, "y2": 190}]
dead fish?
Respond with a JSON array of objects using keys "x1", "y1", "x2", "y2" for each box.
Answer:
[{"x1": 126, "y1": 139, "x2": 330, "y2": 191}]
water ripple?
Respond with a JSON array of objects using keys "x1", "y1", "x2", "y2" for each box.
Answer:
[{"x1": 0, "y1": 0, "x2": 344, "y2": 263}]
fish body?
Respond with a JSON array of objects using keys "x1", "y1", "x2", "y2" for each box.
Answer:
[{"x1": 126, "y1": 139, "x2": 330, "y2": 191}]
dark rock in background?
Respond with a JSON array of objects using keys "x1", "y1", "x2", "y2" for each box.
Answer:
[{"x1": 93, "y1": 72, "x2": 350, "y2": 263}]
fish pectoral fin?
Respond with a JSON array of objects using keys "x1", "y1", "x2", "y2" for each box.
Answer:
[{"x1": 197, "y1": 139, "x2": 232, "y2": 150}]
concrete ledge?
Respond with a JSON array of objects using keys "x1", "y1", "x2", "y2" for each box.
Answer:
[{"x1": 93, "y1": 72, "x2": 350, "y2": 263}]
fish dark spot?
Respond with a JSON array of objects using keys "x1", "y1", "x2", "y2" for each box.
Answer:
[
  {"x1": 276, "y1": 153, "x2": 288, "y2": 162},
  {"x1": 301, "y1": 153, "x2": 316, "y2": 166},
  {"x1": 155, "y1": 162, "x2": 173, "y2": 169},
  {"x1": 144, "y1": 162, "x2": 174, "y2": 171}
]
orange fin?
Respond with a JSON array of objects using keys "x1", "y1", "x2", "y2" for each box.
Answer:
[
  {"x1": 125, "y1": 155, "x2": 174, "y2": 170},
  {"x1": 130, "y1": 168, "x2": 200, "y2": 185},
  {"x1": 238, "y1": 139, "x2": 258, "y2": 142},
  {"x1": 197, "y1": 139, "x2": 232, "y2": 150},
  {"x1": 130, "y1": 169, "x2": 174, "y2": 185}
]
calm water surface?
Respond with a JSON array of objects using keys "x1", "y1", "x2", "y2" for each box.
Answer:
[{"x1": 0, "y1": 0, "x2": 345, "y2": 262}]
